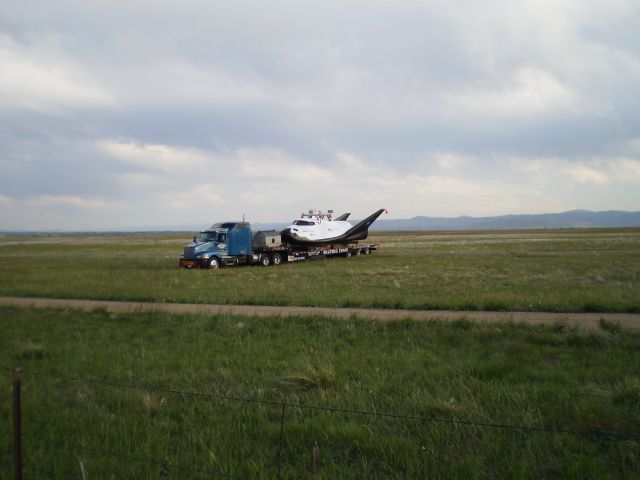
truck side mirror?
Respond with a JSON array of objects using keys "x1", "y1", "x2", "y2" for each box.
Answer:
[{"x1": 192, "y1": 236, "x2": 197, "y2": 242}]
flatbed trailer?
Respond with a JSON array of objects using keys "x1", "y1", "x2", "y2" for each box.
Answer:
[
  {"x1": 178, "y1": 221, "x2": 379, "y2": 269},
  {"x1": 263, "y1": 242, "x2": 379, "y2": 265}
]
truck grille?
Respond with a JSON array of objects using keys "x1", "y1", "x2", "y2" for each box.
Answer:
[{"x1": 184, "y1": 245, "x2": 196, "y2": 260}]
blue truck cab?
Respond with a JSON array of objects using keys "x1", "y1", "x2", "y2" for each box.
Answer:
[{"x1": 179, "y1": 222, "x2": 254, "y2": 269}]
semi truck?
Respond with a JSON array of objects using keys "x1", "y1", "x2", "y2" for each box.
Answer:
[{"x1": 178, "y1": 221, "x2": 379, "y2": 269}]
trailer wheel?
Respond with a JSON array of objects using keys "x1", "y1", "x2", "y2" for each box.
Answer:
[
  {"x1": 271, "y1": 253, "x2": 282, "y2": 266},
  {"x1": 260, "y1": 254, "x2": 271, "y2": 266},
  {"x1": 355, "y1": 249, "x2": 361, "y2": 256},
  {"x1": 345, "y1": 251, "x2": 352, "y2": 258},
  {"x1": 208, "y1": 257, "x2": 221, "y2": 270},
  {"x1": 363, "y1": 248, "x2": 370, "y2": 255}
]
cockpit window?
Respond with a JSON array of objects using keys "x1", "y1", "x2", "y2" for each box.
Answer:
[{"x1": 293, "y1": 220, "x2": 315, "y2": 226}]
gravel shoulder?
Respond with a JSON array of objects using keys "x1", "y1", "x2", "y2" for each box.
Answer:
[{"x1": 2, "y1": 296, "x2": 639, "y2": 331}]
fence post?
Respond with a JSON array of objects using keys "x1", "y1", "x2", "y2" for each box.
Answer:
[{"x1": 13, "y1": 368, "x2": 23, "y2": 480}]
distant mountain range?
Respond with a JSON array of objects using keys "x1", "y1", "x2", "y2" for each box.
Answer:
[
  {"x1": 366, "y1": 210, "x2": 640, "y2": 231},
  {"x1": 2, "y1": 210, "x2": 639, "y2": 234}
]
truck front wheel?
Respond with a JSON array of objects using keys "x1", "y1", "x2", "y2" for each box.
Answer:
[{"x1": 208, "y1": 257, "x2": 221, "y2": 269}]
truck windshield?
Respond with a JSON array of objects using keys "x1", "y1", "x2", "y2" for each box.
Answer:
[
  {"x1": 200, "y1": 232, "x2": 216, "y2": 242},
  {"x1": 293, "y1": 220, "x2": 315, "y2": 226}
]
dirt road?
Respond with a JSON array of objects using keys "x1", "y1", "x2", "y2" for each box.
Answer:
[{"x1": 2, "y1": 296, "x2": 639, "y2": 331}]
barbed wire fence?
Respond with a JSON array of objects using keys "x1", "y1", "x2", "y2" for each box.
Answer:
[{"x1": 3, "y1": 367, "x2": 640, "y2": 478}]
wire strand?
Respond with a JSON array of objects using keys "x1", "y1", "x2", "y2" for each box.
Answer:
[{"x1": 21, "y1": 369, "x2": 640, "y2": 439}]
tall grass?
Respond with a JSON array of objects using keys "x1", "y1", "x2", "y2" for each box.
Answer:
[{"x1": 1, "y1": 306, "x2": 639, "y2": 477}]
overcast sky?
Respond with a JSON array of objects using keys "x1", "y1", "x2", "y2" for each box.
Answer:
[{"x1": 1, "y1": 0, "x2": 639, "y2": 230}]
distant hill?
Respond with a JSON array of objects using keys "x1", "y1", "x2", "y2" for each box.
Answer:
[{"x1": 369, "y1": 210, "x2": 640, "y2": 231}]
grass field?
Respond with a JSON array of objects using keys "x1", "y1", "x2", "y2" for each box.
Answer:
[
  {"x1": 1, "y1": 228, "x2": 639, "y2": 312},
  {"x1": 1, "y1": 229, "x2": 639, "y2": 478},
  {"x1": 1, "y1": 306, "x2": 639, "y2": 478}
]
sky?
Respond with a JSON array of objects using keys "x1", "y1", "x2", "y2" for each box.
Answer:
[{"x1": 1, "y1": 0, "x2": 639, "y2": 230}]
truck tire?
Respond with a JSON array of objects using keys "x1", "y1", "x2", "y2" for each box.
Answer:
[
  {"x1": 260, "y1": 254, "x2": 271, "y2": 266},
  {"x1": 363, "y1": 248, "x2": 370, "y2": 255},
  {"x1": 208, "y1": 257, "x2": 221, "y2": 269},
  {"x1": 271, "y1": 253, "x2": 282, "y2": 266}
]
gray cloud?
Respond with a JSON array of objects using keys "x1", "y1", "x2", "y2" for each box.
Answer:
[{"x1": 1, "y1": 0, "x2": 639, "y2": 230}]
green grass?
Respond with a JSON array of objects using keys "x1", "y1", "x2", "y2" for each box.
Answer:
[
  {"x1": 1, "y1": 306, "x2": 639, "y2": 478},
  {"x1": 0, "y1": 229, "x2": 639, "y2": 477},
  {"x1": 1, "y1": 229, "x2": 639, "y2": 312}
]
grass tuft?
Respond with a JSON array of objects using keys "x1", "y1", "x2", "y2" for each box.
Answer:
[
  {"x1": 599, "y1": 318, "x2": 622, "y2": 334},
  {"x1": 612, "y1": 377, "x2": 640, "y2": 408},
  {"x1": 276, "y1": 365, "x2": 338, "y2": 392},
  {"x1": 17, "y1": 341, "x2": 47, "y2": 360}
]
